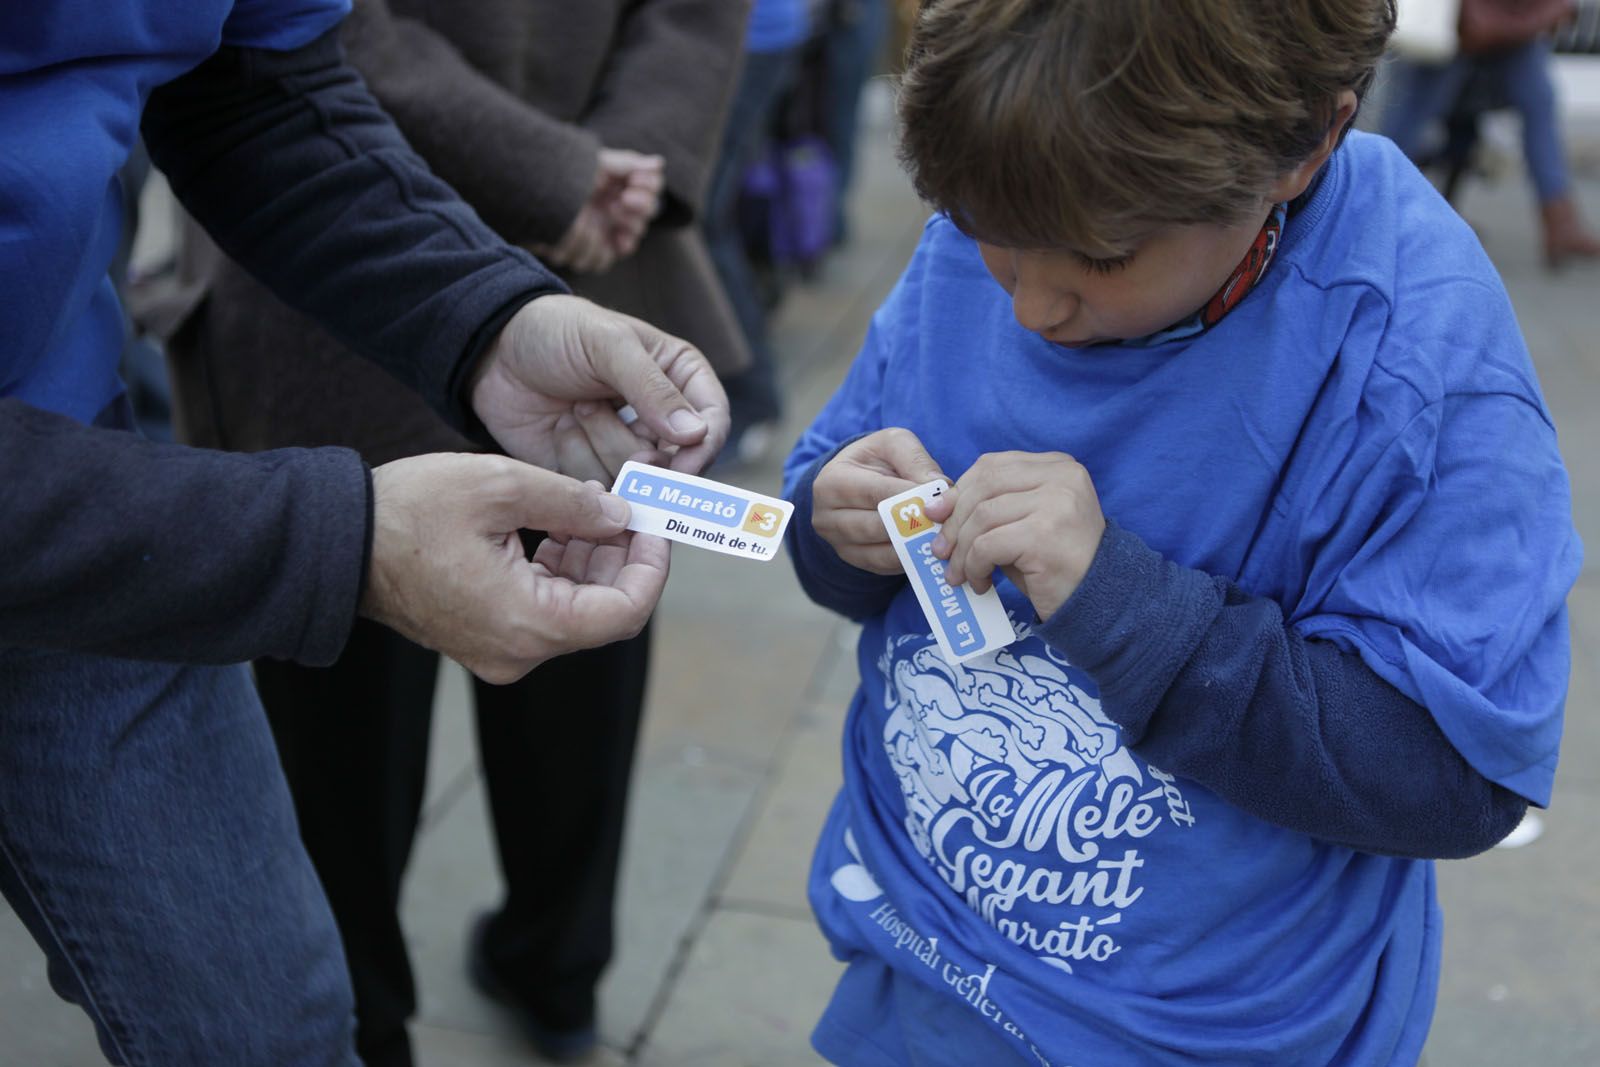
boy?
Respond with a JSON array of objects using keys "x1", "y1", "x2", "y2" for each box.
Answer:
[{"x1": 782, "y1": 2, "x2": 1581, "y2": 1064}]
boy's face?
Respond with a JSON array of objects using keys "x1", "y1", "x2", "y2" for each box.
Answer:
[{"x1": 976, "y1": 211, "x2": 1268, "y2": 347}]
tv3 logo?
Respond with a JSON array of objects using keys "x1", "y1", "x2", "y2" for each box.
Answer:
[
  {"x1": 893, "y1": 498, "x2": 931, "y2": 538},
  {"x1": 742, "y1": 503, "x2": 782, "y2": 537}
]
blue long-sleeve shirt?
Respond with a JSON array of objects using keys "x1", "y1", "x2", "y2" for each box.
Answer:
[
  {"x1": 787, "y1": 450, "x2": 1525, "y2": 858},
  {"x1": 782, "y1": 132, "x2": 1579, "y2": 1066}
]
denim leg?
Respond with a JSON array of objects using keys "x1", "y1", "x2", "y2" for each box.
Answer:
[
  {"x1": 1378, "y1": 54, "x2": 1472, "y2": 161},
  {"x1": 703, "y1": 49, "x2": 801, "y2": 428},
  {"x1": 1496, "y1": 38, "x2": 1569, "y2": 202},
  {"x1": 0, "y1": 646, "x2": 360, "y2": 1067},
  {"x1": 822, "y1": 0, "x2": 891, "y2": 237}
]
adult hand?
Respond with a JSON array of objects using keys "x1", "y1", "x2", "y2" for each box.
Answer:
[
  {"x1": 812, "y1": 428, "x2": 947, "y2": 575},
  {"x1": 533, "y1": 149, "x2": 662, "y2": 272},
  {"x1": 927, "y1": 451, "x2": 1106, "y2": 621},
  {"x1": 360, "y1": 453, "x2": 669, "y2": 684},
  {"x1": 595, "y1": 148, "x2": 663, "y2": 259},
  {"x1": 471, "y1": 293, "x2": 730, "y2": 481},
  {"x1": 537, "y1": 201, "x2": 618, "y2": 275}
]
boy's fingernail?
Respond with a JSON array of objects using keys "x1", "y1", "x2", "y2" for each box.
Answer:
[
  {"x1": 932, "y1": 535, "x2": 949, "y2": 555},
  {"x1": 668, "y1": 410, "x2": 705, "y2": 436},
  {"x1": 601, "y1": 495, "x2": 630, "y2": 524}
]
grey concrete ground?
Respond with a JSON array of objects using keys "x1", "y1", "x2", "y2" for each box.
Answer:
[{"x1": 4, "y1": 75, "x2": 1599, "y2": 1067}]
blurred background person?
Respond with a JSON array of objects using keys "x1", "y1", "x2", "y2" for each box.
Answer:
[
  {"x1": 146, "y1": 1, "x2": 751, "y2": 1064},
  {"x1": 819, "y1": 0, "x2": 891, "y2": 245},
  {"x1": 1382, "y1": 0, "x2": 1600, "y2": 267},
  {"x1": 704, "y1": 0, "x2": 811, "y2": 467}
]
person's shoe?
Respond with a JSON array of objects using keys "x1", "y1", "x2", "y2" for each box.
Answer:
[
  {"x1": 1540, "y1": 196, "x2": 1600, "y2": 269},
  {"x1": 710, "y1": 418, "x2": 779, "y2": 474},
  {"x1": 467, "y1": 914, "x2": 599, "y2": 1064}
]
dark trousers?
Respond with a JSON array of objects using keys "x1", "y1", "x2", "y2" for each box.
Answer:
[{"x1": 257, "y1": 619, "x2": 650, "y2": 1067}]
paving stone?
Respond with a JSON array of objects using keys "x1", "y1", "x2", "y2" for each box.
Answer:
[
  {"x1": 1557, "y1": 585, "x2": 1600, "y2": 789},
  {"x1": 399, "y1": 751, "x2": 766, "y2": 1052},
  {"x1": 0, "y1": 907, "x2": 104, "y2": 1066},
  {"x1": 421, "y1": 658, "x2": 479, "y2": 826},
  {"x1": 413, "y1": 1021, "x2": 627, "y2": 1067},
  {"x1": 633, "y1": 910, "x2": 842, "y2": 1067},
  {"x1": 721, "y1": 700, "x2": 851, "y2": 916},
  {"x1": 399, "y1": 777, "x2": 512, "y2": 1043},
  {"x1": 637, "y1": 590, "x2": 834, "y2": 770},
  {"x1": 1426, "y1": 782, "x2": 1600, "y2": 1065},
  {"x1": 412, "y1": 1017, "x2": 624, "y2": 1067},
  {"x1": 601, "y1": 755, "x2": 768, "y2": 1046}
]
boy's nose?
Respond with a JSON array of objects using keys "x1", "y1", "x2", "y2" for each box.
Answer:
[{"x1": 1011, "y1": 282, "x2": 1077, "y2": 336}]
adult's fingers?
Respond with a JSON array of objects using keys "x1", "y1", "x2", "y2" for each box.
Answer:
[
  {"x1": 488, "y1": 459, "x2": 630, "y2": 541},
  {"x1": 562, "y1": 534, "x2": 670, "y2": 647},
  {"x1": 574, "y1": 401, "x2": 653, "y2": 479},
  {"x1": 591, "y1": 311, "x2": 728, "y2": 473}
]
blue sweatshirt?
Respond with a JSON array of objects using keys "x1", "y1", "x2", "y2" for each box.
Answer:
[
  {"x1": 782, "y1": 132, "x2": 1579, "y2": 1065},
  {"x1": 1, "y1": 2, "x2": 563, "y2": 664}
]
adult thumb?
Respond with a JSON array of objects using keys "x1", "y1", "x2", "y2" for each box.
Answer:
[
  {"x1": 595, "y1": 317, "x2": 710, "y2": 448},
  {"x1": 495, "y1": 461, "x2": 631, "y2": 540}
]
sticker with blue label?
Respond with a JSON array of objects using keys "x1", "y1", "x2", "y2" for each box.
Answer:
[
  {"x1": 611, "y1": 460, "x2": 792, "y2": 561},
  {"x1": 878, "y1": 480, "x2": 1018, "y2": 664}
]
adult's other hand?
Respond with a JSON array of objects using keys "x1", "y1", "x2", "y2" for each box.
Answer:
[
  {"x1": 360, "y1": 452, "x2": 669, "y2": 683},
  {"x1": 471, "y1": 294, "x2": 729, "y2": 480}
]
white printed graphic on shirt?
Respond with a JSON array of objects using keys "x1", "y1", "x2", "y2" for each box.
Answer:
[{"x1": 865, "y1": 631, "x2": 1194, "y2": 974}]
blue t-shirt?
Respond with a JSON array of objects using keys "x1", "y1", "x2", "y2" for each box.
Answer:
[
  {"x1": 783, "y1": 132, "x2": 1579, "y2": 1065},
  {"x1": 0, "y1": 0, "x2": 349, "y2": 425}
]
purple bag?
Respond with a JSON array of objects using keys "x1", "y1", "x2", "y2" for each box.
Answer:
[{"x1": 739, "y1": 135, "x2": 839, "y2": 271}]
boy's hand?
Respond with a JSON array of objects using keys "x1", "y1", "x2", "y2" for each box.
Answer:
[
  {"x1": 813, "y1": 428, "x2": 946, "y2": 575},
  {"x1": 927, "y1": 451, "x2": 1105, "y2": 621}
]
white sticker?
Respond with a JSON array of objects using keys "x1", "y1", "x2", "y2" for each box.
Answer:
[
  {"x1": 879, "y1": 480, "x2": 1019, "y2": 664},
  {"x1": 610, "y1": 460, "x2": 792, "y2": 562}
]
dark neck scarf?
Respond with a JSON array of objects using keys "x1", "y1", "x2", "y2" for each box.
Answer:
[{"x1": 1124, "y1": 201, "x2": 1288, "y2": 348}]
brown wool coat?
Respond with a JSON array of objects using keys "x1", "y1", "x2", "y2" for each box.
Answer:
[{"x1": 156, "y1": 0, "x2": 752, "y2": 463}]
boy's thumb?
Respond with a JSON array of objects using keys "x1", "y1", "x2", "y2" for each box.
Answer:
[{"x1": 879, "y1": 427, "x2": 946, "y2": 486}]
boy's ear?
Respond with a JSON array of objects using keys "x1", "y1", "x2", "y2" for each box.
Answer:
[{"x1": 1267, "y1": 89, "x2": 1359, "y2": 203}]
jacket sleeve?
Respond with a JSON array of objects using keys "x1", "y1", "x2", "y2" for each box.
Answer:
[
  {"x1": 1036, "y1": 521, "x2": 1529, "y2": 860},
  {"x1": 785, "y1": 436, "x2": 906, "y2": 620},
  {"x1": 337, "y1": 0, "x2": 601, "y2": 248},
  {"x1": 582, "y1": 0, "x2": 753, "y2": 222},
  {"x1": 141, "y1": 26, "x2": 567, "y2": 437},
  {"x1": 0, "y1": 399, "x2": 369, "y2": 666}
]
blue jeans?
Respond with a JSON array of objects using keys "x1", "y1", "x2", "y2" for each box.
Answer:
[
  {"x1": 0, "y1": 646, "x2": 360, "y2": 1066},
  {"x1": 1381, "y1": 39, "x2": 1569, "y2": 202},
  {"x1": 704, "y1": 47, "x2": 801, "y2": 429},
  {"x1": 822, "y1": 0, "x2": 891, "y2": 239}
]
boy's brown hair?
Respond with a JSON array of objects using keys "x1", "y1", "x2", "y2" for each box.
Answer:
[{"x1": 898, "y1": 0, "x2": 1396, "y2": 257}]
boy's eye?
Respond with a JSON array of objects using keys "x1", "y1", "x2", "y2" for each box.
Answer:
[{"x1": 1073, "y1": 251, "x2": 1133, "y2": 275}]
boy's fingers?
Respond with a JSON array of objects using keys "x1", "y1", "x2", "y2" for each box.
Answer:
[
  {"x1": 845, "y1": 543, "x2": 906, "y2": 576},
  {"x1": 816, "y1": 506, "x2": 896, "y2": 548},
  {"x1": 834, "y1": 469, "x2": 918, "y2": 509},
  {"x1": 956, "y1": 525, "x2": 1029, "y2": 595},
  {"x1": 941, "y1": 490, "x2": 1033, "y2": 586},
  {"x1": 869, "y1": 428, "x2": 946, "y2": 485}
]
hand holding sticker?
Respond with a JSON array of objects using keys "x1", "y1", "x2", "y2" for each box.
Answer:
[
  {"x1": 878, "y1": 479, "x2": 1019, "y2": 665},
  {"x1": 610, "y1": 460, "x2": 792, "y2": 561}
]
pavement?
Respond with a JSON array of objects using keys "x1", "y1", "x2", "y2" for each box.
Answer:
[{"x1": 3, "y1": 77, "x2": 1599, "y2": 1067}]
